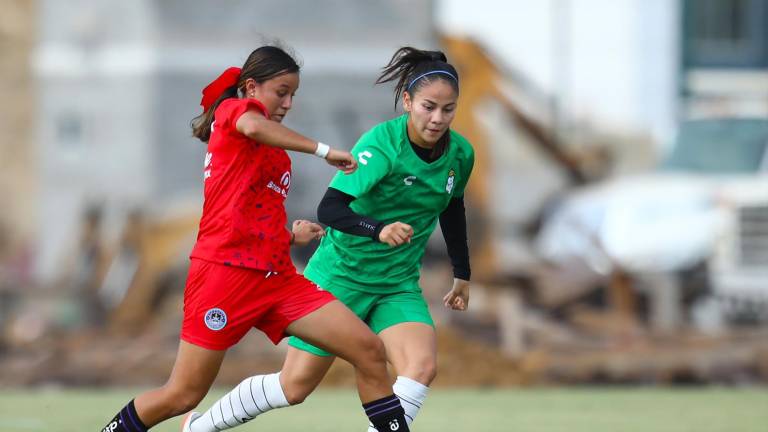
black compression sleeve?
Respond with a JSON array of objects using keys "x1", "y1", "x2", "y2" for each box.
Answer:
[
  {"x1": 439, "y1": 197, "x2": 471, "y2": 280},
  {"x1": 317, "y1": 187, "x2": 384, "y2": 240}
]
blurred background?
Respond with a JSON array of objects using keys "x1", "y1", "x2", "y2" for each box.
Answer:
[{"x1": 1, "y1": 0, "x2": 768, "y2": 428}]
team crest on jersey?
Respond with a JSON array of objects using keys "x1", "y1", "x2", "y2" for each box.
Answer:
[
  {"x1": 445, "y1": 169, "x2": 456, "y2": 194},
  {"x1": 204, "y1": 308, "x2": 227, "y2": 331}
]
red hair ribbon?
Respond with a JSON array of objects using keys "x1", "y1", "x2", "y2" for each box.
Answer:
[{"x1": 200, "y1": 67, "x2": 242, "y2": 113}]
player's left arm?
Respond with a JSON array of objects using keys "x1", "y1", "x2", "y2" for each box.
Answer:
[
  {"x1": 441, "y1": 140, "x2": 474, "y2": 311},
  {"x1": 439, "y1": 197, "x2": 471, "y2": 311}
]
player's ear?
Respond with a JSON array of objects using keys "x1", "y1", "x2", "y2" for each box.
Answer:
[
  {"x1": 402, "y1": 91, "x2": 412, "y2": 113},
  {"x1": 244, "y1": 78, "x2": 258, "y2": 97}
]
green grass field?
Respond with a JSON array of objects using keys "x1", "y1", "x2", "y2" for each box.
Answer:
[{"x1": 1, "y1": 387, "x2": 766, "y2": 432}]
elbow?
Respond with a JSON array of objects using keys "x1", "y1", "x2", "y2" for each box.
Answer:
[
  {"x1": 240, "y1": 116, "x2": 267, "y2": 141},
  {"x1": 316, "y1": 199, "x2": 332, "y2": 226}
]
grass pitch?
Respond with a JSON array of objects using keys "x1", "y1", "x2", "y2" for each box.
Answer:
[{"x1": 1, "y1": 387, "x2": 766, "y2": 431}]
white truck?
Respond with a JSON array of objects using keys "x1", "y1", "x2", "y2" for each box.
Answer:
[{"x1": 537, "y1": 118, "x2": 768, "y2": 328}]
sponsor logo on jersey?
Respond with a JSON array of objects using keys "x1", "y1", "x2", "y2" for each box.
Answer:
[
  {"x1": 445, "y1": 169, "x2": 455, "y2": 193},
  {"x1": 403, "y1": 175, "x2": 416, "y2": 186},
  {"x1": 204, "y1": 308, "x2": 227, "y2": 331},
  {"x1": 358, "y1": 150, "x2": 373, "y2": 165},
  {"x1": 204, "y1": 152, "x2": 213, "y2": 180},
  {"x1": 267, "y1": 171, "x2": 291, "y2": 197}
]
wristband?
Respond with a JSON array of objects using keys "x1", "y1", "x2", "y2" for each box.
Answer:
[{"x1": 314, "y1": 142, "x2": 330, "y2": 159}]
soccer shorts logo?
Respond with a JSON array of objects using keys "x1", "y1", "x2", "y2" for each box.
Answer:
[{"x1": 204, "y1": 308, "x2": 228, "y2": 331}]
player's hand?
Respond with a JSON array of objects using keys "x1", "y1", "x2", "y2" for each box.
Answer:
[
  {"x1": 325, "y1": 148, "x2": 358, "y2": 174},
  {"x1": 291, "y1": 219, "x2": 325, "y2": 247},
  {"x1": 378, "y1": 222, "x2": 413, "y2": 247},
  {"x1": 443, "y1": 278, "x2": 470, "y2": 311}
]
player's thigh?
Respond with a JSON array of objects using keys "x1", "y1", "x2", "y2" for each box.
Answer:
[
  {"x1": 369, "y1": 290, "x2": 436, "y2": 370},
  {"x1": 285, "y1": 300, "x2": 383, "y2": 364}
]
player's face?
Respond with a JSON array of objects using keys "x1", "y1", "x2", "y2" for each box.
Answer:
[
  {"x1": 247, "y1": 72, "x2": 300, "y2": 123},
  {"x1": 403, "y1": 79, "x2": 458, "y2": 147}
]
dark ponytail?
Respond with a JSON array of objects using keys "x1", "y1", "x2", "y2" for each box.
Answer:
[
  {"x1": 191, "y1": 86, "x2": 238, "y2": 142},
  {"x1": 191, "y1": 44, "x2": 301, "y2": 142},
  {"x1": 376, "y1": 47, "x2": 458, "y2": 111},
  {"x1": 376, "y1": 47, "x2": 459, "y2": 158}
]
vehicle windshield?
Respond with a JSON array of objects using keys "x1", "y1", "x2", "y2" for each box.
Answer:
[{"x1": 662, "y1": 119, "x2": 768, "y2": 174}]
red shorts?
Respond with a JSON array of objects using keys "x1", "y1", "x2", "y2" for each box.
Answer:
[{"x1": 181, "y1": 258, "x2": 336, "y2": 350}]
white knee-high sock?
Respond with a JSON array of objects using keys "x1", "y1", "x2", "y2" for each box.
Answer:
[
  {"x1": 190, "y1": 373, "x2": 289, "y2": 432},
  {"x1": 367, "y1": 376, "x2": 429, "y2": 431}
]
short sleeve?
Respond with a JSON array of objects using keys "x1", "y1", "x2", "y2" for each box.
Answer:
[
  {"x1": 453, "y1": 142, "x2": 475, "y2": 198},
  {"x1": 330, "y1": 128, "x2": 394, "y2": 198},
  {"x1": 214, "y1": 98, "x2": 270, "y2": 133}
]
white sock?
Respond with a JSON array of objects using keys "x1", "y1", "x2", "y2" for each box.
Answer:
[
  {"x1": 190, "y1": 372, "x2": 290, "y2": 432},
  {"x1": 367, "y1": 376, "x2": 429, "y2": 431}
]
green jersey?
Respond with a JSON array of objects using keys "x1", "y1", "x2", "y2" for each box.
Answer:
[{"x1": 304, "y1": 114, "x2": 474, "y2": 294}]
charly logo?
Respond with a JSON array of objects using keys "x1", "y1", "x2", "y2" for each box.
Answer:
[
  {"x1": 389, "y1": 419, "x2": 400, "y2": 431},
  {"x1": 403, "y1": 175, "x2": 416, "y2": 186},
  {"x1": 445, "y1": 169, "x2": 455, "y2": 193},
  {"x1": 358, "y1": 150, "x2": 373, "y2": 165},
  {"x1": 204, "y1": 308, "x2": 227, "y2": 331}
]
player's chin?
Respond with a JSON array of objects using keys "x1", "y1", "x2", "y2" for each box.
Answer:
[{"x1": 271, "y1": 114, "x2": 284, "y2": 122}]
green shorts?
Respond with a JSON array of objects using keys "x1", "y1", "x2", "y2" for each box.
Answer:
[{"x1": 288, "y1": 280, "x2": 434, "y2": 357}]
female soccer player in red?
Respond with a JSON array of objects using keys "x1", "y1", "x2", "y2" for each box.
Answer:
[
  {"x1": 185, "y1": 47, "x2": 474, "y2": 432},
  {"x1": 98, "y1": 45, "x2": 409, "y2": 432}
]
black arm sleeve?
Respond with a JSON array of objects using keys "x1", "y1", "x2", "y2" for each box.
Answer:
[
  {"x1": 317, "y1": 187, "x2": 384, "y2": 240},
  {"x1": 439, "y1": 197, "x2": 471, "y2": 280}
]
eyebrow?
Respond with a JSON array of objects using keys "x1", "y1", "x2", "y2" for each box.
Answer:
[{"x1": 423, "y1": 98, "x2": 456, "y2": 106}]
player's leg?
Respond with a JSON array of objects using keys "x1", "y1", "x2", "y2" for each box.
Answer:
[
  {"x1": 365, "y1": 291, "x2": 436, "y2": 431},
  {"x1": 286, "y1": 300, "x2": 410, "y2": 432},
  {"x1": 186, "y1": 301, "x2": 407, "y2": 432},
  {"x1": 99, "y1": 341, "x2": 225, "y2": 431},
  {"x1": 184, "y1": 347, "x2": 334, "y2": 432},
  {"x1": 187, "y1": 273, "x2": 407, "y2": 432},
  {"x1": 377, "y1": 323, "x2": 436, "y2": 425}
]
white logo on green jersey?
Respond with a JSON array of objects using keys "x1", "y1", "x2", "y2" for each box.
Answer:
[
  {"x1": 446, "y1": 169, "x2": 456, "y2": 193},
  {"x1": 403, "y1": 175, "x2": 416, "y2": 185},
  {"x1": 358, "y1": 150, "x2": 373, "y2": 165}
]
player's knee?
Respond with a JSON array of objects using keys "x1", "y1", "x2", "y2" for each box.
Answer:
[
  {"x1": 356, "y1": 333, "x2": 387, "y2": 366},
  {"x1": 282, "y1": 384, "x2": 311, "y2": 405},
  {"x1": 163, "y1": 386, "x2": 206, "y2": 416},
  {"x1": 408, "y1": 356, "x2": 438, "y2": 385},
  {"x1": 280, "y1": 375, "x2": 314, "y2": 405}
]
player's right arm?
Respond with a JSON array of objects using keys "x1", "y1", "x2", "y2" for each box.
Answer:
[
  {"x1": 236, "y1": 110, "x2": 356, "y2": 173},
  {"x1": 319, "y1": 130, "x2": 413, "y2": 246},
  {"x1": 317, "y1": 187, "x2": 412, "y2": 246}
]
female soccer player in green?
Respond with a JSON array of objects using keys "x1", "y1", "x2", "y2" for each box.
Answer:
[{"x1": 183, "y1": 46, "x2": 474, "y2": 432}]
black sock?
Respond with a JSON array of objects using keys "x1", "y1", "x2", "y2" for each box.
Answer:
[
  {"x1": 363, "y1": 394, "x2": 410, "y2": 432},
  {"x1": 100, "y1": 399, "x2": 148, "y2": 432}
]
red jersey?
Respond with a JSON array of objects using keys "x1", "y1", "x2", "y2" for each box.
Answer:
[{"x1": 190, "y1": 98, "x2": 295, "y2": 272}]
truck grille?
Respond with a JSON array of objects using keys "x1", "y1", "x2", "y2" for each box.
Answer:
[{"x1": 739, "y1": 205, "x2": 768, "y2": 267}]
